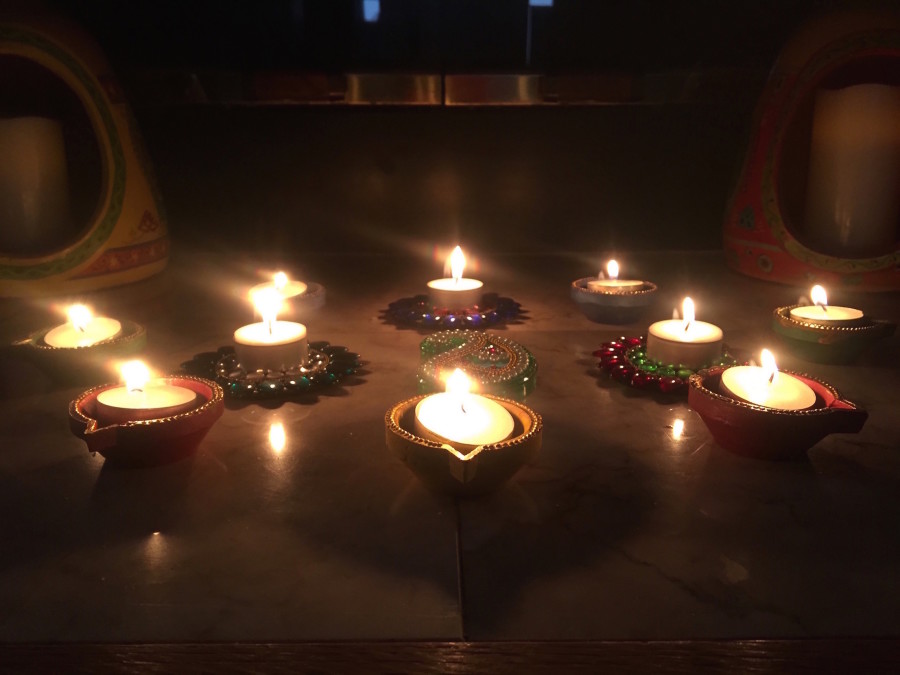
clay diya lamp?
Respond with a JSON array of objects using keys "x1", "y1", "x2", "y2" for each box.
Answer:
[
  {"x1": 772, "y1": 285, "x2": 896, "y2": 364},
  {"x1": 13, "y1": 304, "x2": 146, "y2": 382},
  {"x1": 385, "y1": 371, "x2": 542, "y2": 496},
  {"x1": 571, "y1": 260, "x2": 656, "y2": 324},
  {"x1": 689, "y1": 361, "x2": 867, "y2": 460},
  {"x1": 69, "y1": 366, "x2": 224, "y2": 467}
]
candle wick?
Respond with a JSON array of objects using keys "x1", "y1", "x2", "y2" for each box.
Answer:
[
  {"x1": 267, "y1": 320, "x2": 274, "y2": 335},
  {"x1": 461, "y1": 401, "x2": 466, "y2": 414},
  {"x1": 767, "y1": 371, "x2": 775, "y2": 385}
]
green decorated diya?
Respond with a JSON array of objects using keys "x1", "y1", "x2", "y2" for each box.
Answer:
[{"x1": 417, "y1": 330, "x2": 537, "y2": 401}]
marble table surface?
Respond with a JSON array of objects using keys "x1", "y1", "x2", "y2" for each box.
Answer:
[{"x1": 0, "y1": 248, "x2": 898, "y2": 642}]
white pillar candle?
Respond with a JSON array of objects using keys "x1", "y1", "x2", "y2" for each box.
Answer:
[
  {"x1": 234, "y1": 287, "x2": 308, "y2": 372},
  {"x1": 427, "y1": 245, "x2": 484, "y2": 310},
  {"x1": 414, "y1": 369, "x2": 515, "y2": 450},
  {"x1": 646, "y1": 297, "x2": 723, "y2": 369},
  {"x1": 95, "y1": 361, "x2": 198, "y2": 425},
  {"x1": 720, "y1": 349, "x2": 817, "y2": 411},
  {"x1": 43, "y1": 304, "x2": 122, "y2": 348},
  {"x1": 789, "y1": 285, "x2": 864, "y2": 326},
  {"x1": 586, "y1": 259, "x2": 644, "y2": 293},
  {"x1": 0, "y1": 117, "x2": 71, "y2": 255},
  {"x1": 803, "y1": 83, "x2": 900, "y2": 256}
]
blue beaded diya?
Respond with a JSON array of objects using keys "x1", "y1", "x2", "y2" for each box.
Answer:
[
  {"x1": 417, "y1": 330, "x2": 537, "y2": 401},
  {"x1": 595, "y1": 336, "x2": 739, "y2": 395},
  {"x1": 383, "y1": 292, "x2": 524, "y2": 330},
  {"x1": 181, "y1": 341, "x2": 362, "y2": 400}
]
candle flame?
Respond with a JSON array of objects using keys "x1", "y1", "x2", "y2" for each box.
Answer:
[
  {"x1": 450, "y1": 246, "x2": 466, "y2": 284},
  {"x1": 672, "y1": 418, "x2": 684, "y2": 440},
  {"x1": 811, "y1": 284, "x2": 828, "y2": 309},
  {"x1": 606, "y1": 259, "x2": 619, "y2": 281},
  {"x1": 682, "y1": 297, "x2": 695, "y2": 332},
  {"x1": 120, "y1": 360, "x2": 151, "y2": 393},
  {"x1": 446, "y1": 367, "x2": 471, "y2": 396},
  {"x1": 273, "y1": 271, "x2": 288, "y2": 291},
  {"x1": 68, "y1": 304, "x2": 92, "y2": 333},
  {"x1": 269, "y1": 421, "x2": 286, "y2": 454},
  {"x1": 761, "y1": 349, "x2": 778, "y2": 386},
  {"x1": 253, "y1": 287, "x2": 283, "y2": 330},
  {"x1": 446, "y1": 367, "x2": 471, "y2": 414}
]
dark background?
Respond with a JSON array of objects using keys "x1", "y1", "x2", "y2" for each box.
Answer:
[{"x1": 37, "y1": 0, "x2": 854, "y2": 255}]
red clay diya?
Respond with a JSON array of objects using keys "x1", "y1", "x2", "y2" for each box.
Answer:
[
  {"x1": 688, "y1": 366, "x2": 867, "y2": 460},
  {"x1": 69, "y1": 375, "x2": 223, "y2": 467}
]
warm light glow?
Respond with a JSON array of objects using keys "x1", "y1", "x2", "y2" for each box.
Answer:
[
  {"x1": 450, "y1": 246, "x2": 466, "y2": 283},
  {"x1": 253, "y1": 287, "x2": 283, "y2": 327},
  {"x1": 761, "y1": 348, "x2": 778, "y2": 385},
  {"x1": 120, "y1": 360, "x2": 151, "y2": 393},
  {"x1": 68, "y1": 304, "x2": 92, "y2": 332},
  {"x1": 672, "y1": 418, "x2": 685, "y2": 440},
  {"x1": 606, "y1": 259, "x2": 619, "y2": 280},
  {"x1": 445, "y1": 368, "x2": 471, "y2": 397},
  {"x1": 682, "y1": 297, "x2": 695, "y2": 331},
  {"x1": 273, "y1": 271, "x2": 288, "y2": 291},
  {"x1": 269, "y1": 421, "x2": 286, "y2": 454},
  {"x1": 811, "y1": 284, "x2": 828, "y2": 308}
]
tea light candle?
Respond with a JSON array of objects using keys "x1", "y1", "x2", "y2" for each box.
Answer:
[
  {"x1": 414, "y1": 369, "x2": 515, "y2": 450},
  {"x1": 789, "y1": 285, "x2": 864, "y2": 326},
  {"x1": 249, "y1": 271, "x2": 307, "y2": 302},
  {"x1": 587, "y1": 260, "x2": 644, "y2": 293},
  {"x1": 234, "y1": 287, "x2": 308, "y2": 372},
  {"x1": 427, "y1": 246, "x2": 484, "y2": 310},
  {"x1": 646, "y1": 297, "x2": 723, "y2": 369},
  {"x1": 43, "y1": 304, "x2": 122, "y2": 348},
  {"x1": 95, "y1": 360, "x2": 198, "y2": 425},
  {"x1": 720, "y1": 349, "x2": 817, "y2": 411}
]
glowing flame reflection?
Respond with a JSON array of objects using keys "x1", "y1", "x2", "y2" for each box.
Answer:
[{"x1": 269, "y1": 422, "x2": 287, "y2": 454}]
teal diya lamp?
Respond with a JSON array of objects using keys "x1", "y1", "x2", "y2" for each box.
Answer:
[
  {"x1": 13, "y1": 302, "x2": 146, "y2": 382},
  {"x1": 772, "y1": 284, "x2": 896, "y2": 364},
  {"x1": 572, "y1": 259, "x2": 657, "y2": 324}
]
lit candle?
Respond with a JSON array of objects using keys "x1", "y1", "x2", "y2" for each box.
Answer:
[
  {"x1": 43, "y1": 304, "x2": 122, "y2": 348},
  {"x1": 646, "y1": 297, "x2": 723, "y2": 369},
  {"x1": 249, "y1": 271, "x2": 308, "y2": 303},
  {"x1": 95, "y1": 360, "x2": 199, "y2": 425},
  {"x1": 720, "y1": 349, "x2": 817, "y2": 411},
  {"x1": 427, "y1": 246, "x2": 484, "y2": 310},
  {"x1": 586, "y1": 260, "x2": 644, "y2": 293},
  {"x1": 414, "y1": 368, "x2": 515, "y2": 450},
  {"x1": 789, "y1": 285, "x2": 864, "y2": 326},
  {"x1": 234, "y1": 287, "x2": 308, "y2": 372}
]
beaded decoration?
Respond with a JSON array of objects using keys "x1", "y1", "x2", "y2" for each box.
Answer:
[
  {"x1": 595, "y1": 336, "x2": 739, "y2": 395},
  {"x1": 384, "y1": 292, "x2": 524, "y2": 330},
  {"x1": 181, "y1": 341, "x2": 361, "y2": 399},
  {"x1": 417, "y1": 329, "x2": 537, "y2": 400}
]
